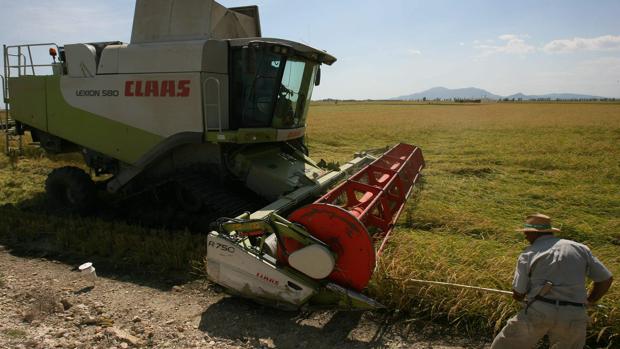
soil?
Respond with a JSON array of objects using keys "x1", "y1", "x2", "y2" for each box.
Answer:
[{"x1": 0, "y1": 244, "x2": 490, "y2": 349}]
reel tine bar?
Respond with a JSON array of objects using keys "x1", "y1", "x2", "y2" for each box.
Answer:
[{"x1": 316, "y1": 143, "x2": 425, "y2": 254}]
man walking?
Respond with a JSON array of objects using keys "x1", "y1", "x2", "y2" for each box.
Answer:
[{"x1": 491, "y1": 213, "x2": 613, "y2": 349}]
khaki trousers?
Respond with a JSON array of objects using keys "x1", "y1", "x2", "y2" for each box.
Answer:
[{"x1": 491, "y1": 301, "x2": 589, "y2": 349}]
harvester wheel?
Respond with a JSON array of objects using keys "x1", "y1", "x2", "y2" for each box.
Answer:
[{"x1": 45, "y1": 166, "x2": 96, "y2": 214}]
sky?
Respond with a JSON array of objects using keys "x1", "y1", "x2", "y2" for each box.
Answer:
[{"x1": 1, "y1": 0, "x2": 619, "y2": 100}]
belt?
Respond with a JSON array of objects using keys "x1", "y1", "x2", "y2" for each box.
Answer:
[{"x1": 534, "y1": 296, "x2": 584, "y2": 307}]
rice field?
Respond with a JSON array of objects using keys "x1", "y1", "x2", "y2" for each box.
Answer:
[
  {"x1": 1, "y1": 102, "x2": 619, "y2": 346},
  {"x1": 307, "y1": 101, "x2": 620, "y2": 346}
]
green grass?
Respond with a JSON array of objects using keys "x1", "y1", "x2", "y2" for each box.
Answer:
[{"x1": 1, "y1": 102, "x2": 619, "y2": 346}]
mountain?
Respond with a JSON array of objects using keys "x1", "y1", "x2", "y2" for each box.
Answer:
[
  {"x1": 392, "y1": 87, "x2": 609, "y2": 101},
  {"x1": 503, "y1": 92, "x2": 606, "y2": 100},
  {"x1": 393, "y1": 87, "x2": 501, "y2": 100}
]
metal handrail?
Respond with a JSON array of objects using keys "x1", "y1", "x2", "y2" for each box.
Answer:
[
  {"x1": 27, "y1": 45, "x2": 35, "y2": 75},
  {"x1": 2, "y1": 45, "x2": 8, "y2": 85},
  {"x1": 2, "y1": 43, "x2": 58, "y2": 155},
  {"x1": 1, "y1": 74, "x2": 9, "y2": 153},
  {"x1": 0, "y1": 74, "x2": 6, "y2": 103},
  {"x1": 6, "y1": 53, "x2": 27, "y2": 74},
  {"x1": 1, "y1": 75, "x2": 5, "y2": 101},
  {"x1": 3, "y1": 43, "x2": 60, "y2": 78},
  {"x1": 8, "y1": 64, "x2": 58, "y2": 68},
  {"x1": 4, "y1": 42, "x2": 59, "y2": 49}
]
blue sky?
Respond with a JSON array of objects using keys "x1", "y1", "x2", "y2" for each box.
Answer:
[{"x1": 1, "y1": 0, "x2": 619, "y2": 99}]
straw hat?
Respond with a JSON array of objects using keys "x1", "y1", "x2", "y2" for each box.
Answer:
[{"x1": 516, "y1": 213, "x2": 561, "y2": 233}]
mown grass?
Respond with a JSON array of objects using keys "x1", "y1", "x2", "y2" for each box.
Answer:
[{"x1": 1, "y1": 103, "x2": 619, "y2": 346}]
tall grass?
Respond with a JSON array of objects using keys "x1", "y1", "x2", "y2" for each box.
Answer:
[
  {"x1": 1, "y1": 103, "x2": 619, "y2": 346},
  {"x1": 308, "y1": 102, "x2": 620, "y2": 346}
]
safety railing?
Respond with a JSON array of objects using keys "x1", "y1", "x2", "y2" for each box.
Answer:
[
  {"x1": 2, "y1": 43, "x2": 59, "y2": 155},
  {"x1": 0, "y1": 75, "x2": 9, "y2": 131},
  {"x1": 3, "y1": 43, "x2": 60, "y2": 79},
  {"x1": 0, "y1": 74, "x2": 6, "y2": 104},
  {"x1": 1, "y1": 73, "x2": 16, "y2": 155}
]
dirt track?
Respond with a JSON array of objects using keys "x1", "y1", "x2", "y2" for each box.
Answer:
[{"x1": 0, "y1": 245, "x2": 489, "y2": 348}]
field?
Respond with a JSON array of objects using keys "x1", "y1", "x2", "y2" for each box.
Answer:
[{"x1": 1, "y1": 102, "x2": 619, "y2": 347}]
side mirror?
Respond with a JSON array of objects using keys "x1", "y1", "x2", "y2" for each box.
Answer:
[{"x1": 315, "y1": 66, "x2": 321, "y2": 86}]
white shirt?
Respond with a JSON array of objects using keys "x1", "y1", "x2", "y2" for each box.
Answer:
[{"x1": 512, "y1": 235, "x2": 612, "y2": 304}]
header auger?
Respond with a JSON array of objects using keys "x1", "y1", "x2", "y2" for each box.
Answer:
[{"x1": 2, "y1": 0, "x2": 424, "y2": 309}]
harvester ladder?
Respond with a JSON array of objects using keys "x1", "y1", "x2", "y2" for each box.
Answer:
[
  {"x1": 0, "y1": 75, "x2": 21, "y2": 156},
  {"x1": 1, "y1": 48, "x2": 22, "y2": 156}
]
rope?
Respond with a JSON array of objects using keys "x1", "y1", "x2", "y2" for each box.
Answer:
[{"x1": 398, "y1": 278, "x2": 513, "y2": 295}]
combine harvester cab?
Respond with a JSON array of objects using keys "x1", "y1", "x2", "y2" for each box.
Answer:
[{"x1": 2, "y1": 0, "x2": 425, "y2": 309}]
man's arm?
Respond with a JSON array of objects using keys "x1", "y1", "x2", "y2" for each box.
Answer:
[
  {"x1": 584, "y1": 247, "x2": 613, "y2": 305},
  {"x1": 587, "y1": 276, "x2": 613, "y2": 305},
  {"x1": 511, "y1": 253, "x2": 530, "y2": 301}
]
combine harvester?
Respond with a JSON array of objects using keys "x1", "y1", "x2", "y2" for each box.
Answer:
[{"x1": 1, "y1": 0, "x2": 424, "y2": 309}]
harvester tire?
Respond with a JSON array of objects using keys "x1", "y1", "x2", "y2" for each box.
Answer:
[{"x1": 45, "y1": 166, "x2": 96, "y2": 214}]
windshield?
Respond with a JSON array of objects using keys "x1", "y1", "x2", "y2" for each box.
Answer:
[
  {"x1": 272, "y1": 59, "x2": 317, "y2": 129},
  {"x1": 230, "y1": 47, "x2": 282, "y2": 128},
  {"x1": 230, "y1": 45, "x2": 318, "y2": 130}
]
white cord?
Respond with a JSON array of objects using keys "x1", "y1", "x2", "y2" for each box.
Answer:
[{"x1": 402, "y1": 278, "x2": 513, "y2": 295}]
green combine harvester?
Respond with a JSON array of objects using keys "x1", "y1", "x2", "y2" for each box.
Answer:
[{"x1": 2, "y1": 0, "x2": 425, "y2": 309}]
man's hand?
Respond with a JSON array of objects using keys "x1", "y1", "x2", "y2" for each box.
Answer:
[
  {"x1": 587, "y1": 276, "x2": 613, "y2": 305},
  {"x1": 512, "y1": 290, "x2": 526, "y2": 302}
]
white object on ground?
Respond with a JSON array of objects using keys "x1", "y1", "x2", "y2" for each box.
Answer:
[{"x1": 78, "y1": 262, "x2": 97, "y2": 280}]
